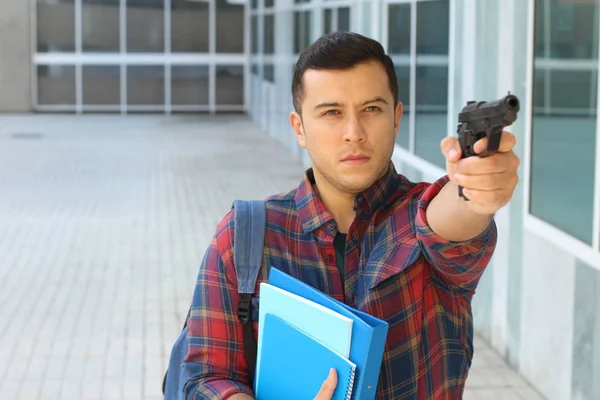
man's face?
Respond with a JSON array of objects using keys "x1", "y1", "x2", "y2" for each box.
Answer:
[{"x1": 290, "y1": 60, "x2": 403, "y2": 195}]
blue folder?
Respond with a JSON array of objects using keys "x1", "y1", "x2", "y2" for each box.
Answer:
[
  {"x1": 256, "y1": 313, "x2": 357, "y2": 400},
  {"x1": 267, "y1": 267, "x2": 389, "y2": 400}
]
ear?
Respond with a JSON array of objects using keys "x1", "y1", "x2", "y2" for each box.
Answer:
[
  {"x1": 394, "y1": 101, "x2": 403, "y2": 139},
  {"x1": 290, "y1": 111, "x2": 307, "y2": 149}
]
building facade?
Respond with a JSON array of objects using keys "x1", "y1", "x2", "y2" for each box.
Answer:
[{"x1": 1, "y1": 0, "x2": 599, "y2": 399}]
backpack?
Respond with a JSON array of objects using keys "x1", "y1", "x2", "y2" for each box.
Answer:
[{"x1": 162, "y1": 199, "x2": 267, "y2": 399}]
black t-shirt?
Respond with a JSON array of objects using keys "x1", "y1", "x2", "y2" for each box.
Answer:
[{"x1": 333, "y1": 232, "x2": 346, "y2": 281}]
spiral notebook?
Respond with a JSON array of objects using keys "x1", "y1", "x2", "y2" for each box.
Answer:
[{"x1": 255, "y1": 313, "x2": 356, "y2": 400}]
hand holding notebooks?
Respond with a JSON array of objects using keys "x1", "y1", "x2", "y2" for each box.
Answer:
[{"x1": 256, "y1": 267, "x2": 389, "y2": 400}]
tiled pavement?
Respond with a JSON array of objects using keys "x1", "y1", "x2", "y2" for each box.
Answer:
[{"x1": 0, "y1": 114, "x2": 545, "y2": 400}]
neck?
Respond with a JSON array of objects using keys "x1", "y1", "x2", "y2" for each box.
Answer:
[{"x1": 312, "y1": 172, "x2": 356, "y2": 234}]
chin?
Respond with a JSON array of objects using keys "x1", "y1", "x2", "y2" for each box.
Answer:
[{"x1": 336, "y1": 171, "x2": 381, "y2": 193}]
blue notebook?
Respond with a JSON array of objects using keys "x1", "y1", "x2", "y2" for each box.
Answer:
[
  {"x1": 255, "y1": 313, "x2": 357, "y2": 400},
  {"x1": 255, "y1": 282, "x2": 354, "y2": 389},
  {"x1": 267, "y1": 267, "x2": 389, "y2": 400}
]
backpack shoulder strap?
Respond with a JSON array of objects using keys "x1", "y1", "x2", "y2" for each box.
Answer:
[
  {"x1": 232, "y1": 199, "x2": 266, "y2": 388},
  {"x1": 233, "y1": 199, "x2": 266, "y2": 294}
]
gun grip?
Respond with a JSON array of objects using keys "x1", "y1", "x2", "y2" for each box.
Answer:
[{"x1": 458, "y1": 185, "x2": 469, "y2": 201}]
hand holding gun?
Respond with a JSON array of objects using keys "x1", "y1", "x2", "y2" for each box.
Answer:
[{"x1": 456, "y1": 93, "x2": 520, "y2": 200}]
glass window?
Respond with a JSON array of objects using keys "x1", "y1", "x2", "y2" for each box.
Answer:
[
  {"x1": 388, "y1": 4, "x2": 411, "y2": 55},
  {"x1": 294, "y1": 11, "x2": 312, "y2": 54},
  {"x1": 324, "y1": 7, "x2": 350, "y2": 33},
  {"x1": 172, "y1": 2, "x2": 209, "y2": 53},
  {"x1": 37, "y1": 65, "x2": 76, "y2": 105},
  {"x1": 530, "y1": 0, "x2": 598, "y2": 245},
  {"x1": 37, "y1": 0, "x2": 75, "y2": 52},
  {"x1": 416, "y1": 0, "x2": 449, "y2": 55},
  {"x1": 171, "y1": 66, "x2": 209, "y2": 106},
  {"x1": 127, "y1": 66, "x2": 165, "y2": 106},
  {"x1": 395, "y1": 66, "x2": 411, "y2": 149},
  {"x1": 389, "y1": 4, "x2": 412, "y2": 149},
  {"x1": 82, "y1": 66, "x2": 120, "y2": 105},
  {"x1": 216, "y1": 66, "x2": 244, "y2": 106},
  {"x1": 324, "y1": 9, "x2": 333, "y2": 34},
  {"x1": 387, "y1": 1, "x2": 449, "y2": 165},
  {"x1": 338, "y1": 7, "x2": 350, "y2": 32},
  {"x1": 216, "y1": 0, "x2": 245, "y2": 53},
  {"x1": 415, "y1": 65, "x2": 448, "y2": 168},
  {"x1": 264, "y1": 14, "x2": 275, "y2": 54},
  {"x1": 82, "y1": 0, "x2": 119, "y2": 52},
  {"x1": 264, "y1": 64, "x2": 275, "y2": 83},
  {"x1": 414, "y1": 0, "x2": 449, "y2": 168},
  {"x1": 127, "y1": 1, "x2": 164, "y2": 52},
  {"x1": 252, "y1": 15, "x2": 259, "y2": 54}
]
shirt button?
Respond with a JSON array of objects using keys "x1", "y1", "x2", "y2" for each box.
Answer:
[
  {"x1": 326, "y1": 254, "x2": 334, "y2": 262},
  {"x1": 327, "y1": 222, "x2": 336, "y2": 231}
]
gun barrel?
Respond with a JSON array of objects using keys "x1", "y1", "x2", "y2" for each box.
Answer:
[{"x1": 458, "y1": 93, "x2": 520, "y2": 123}]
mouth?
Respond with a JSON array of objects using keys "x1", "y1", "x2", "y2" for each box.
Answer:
[{"x1": 341, "y1": 154, "x2": 371, "y2": 165}]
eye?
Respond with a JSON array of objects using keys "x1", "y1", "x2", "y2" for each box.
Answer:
[
  {"x1": 365, "y1": 106, "x2": 382, "y2": 113},
  {"x1": 323, "y1": 109, "x2": 341, "y2": 116}
]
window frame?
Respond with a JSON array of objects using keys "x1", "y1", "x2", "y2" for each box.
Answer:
[
  {"x1": 383, "y1": 0, "x2": 453, "y2": 179},
  {"x1": 522, "y1": 0, "x2": 600, "y2": 269},
  {"x1": 32, "y1": 0, "x2": 247, "y2": 114}
]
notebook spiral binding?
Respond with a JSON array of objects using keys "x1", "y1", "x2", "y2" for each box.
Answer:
[{"x1": 344, "y1": 368, "x2": 357, "y2": 400}]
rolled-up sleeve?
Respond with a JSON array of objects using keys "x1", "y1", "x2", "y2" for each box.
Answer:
[
  {"x1": 414, "y1": 175, "x2": 497, "y2": 295},
  {"x1": 182, "y1": 211, "x2": 255, "y2": 399}
]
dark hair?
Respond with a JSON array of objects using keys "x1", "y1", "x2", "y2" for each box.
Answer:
[{"x1": 291, "y1": 31, "x2": 398, "y2": 114}]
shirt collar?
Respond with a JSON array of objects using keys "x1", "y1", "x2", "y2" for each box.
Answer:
[{"x1": 294, "y1": 162, "x2": 405, "y2": 234}]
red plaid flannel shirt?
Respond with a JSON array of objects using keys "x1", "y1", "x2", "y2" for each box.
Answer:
[{"x1": 183, "y1": 163, "x2": 496, "y2": 399}]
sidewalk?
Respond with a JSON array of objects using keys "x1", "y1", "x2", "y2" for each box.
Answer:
[{"x1": 0, "y1": 114, "x2": 543, "y2": 399}]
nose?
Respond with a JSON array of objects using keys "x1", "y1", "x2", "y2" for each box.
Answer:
[{"x1": 342, "y1": 115, "x2": 366, "y2": 143}]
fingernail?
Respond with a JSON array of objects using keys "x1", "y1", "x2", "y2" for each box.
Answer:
[{"x1": 448, "y1": 149, "x2": 458, "y2": 158}]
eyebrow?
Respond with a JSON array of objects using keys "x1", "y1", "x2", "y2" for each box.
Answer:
[{"x1": 313, "y1": 96, "x2": 389, "y2": 111}]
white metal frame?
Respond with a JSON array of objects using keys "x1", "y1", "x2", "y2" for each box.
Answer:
[
  {"x1": 33, "y1": 0, "x2": 247, "y2": 114},
  {"x1": 522, "y1": 0, "x2": 600, "y2": 269}
]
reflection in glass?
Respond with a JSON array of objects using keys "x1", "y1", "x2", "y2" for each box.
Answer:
[
  {"x1": 127, "y1": 66, "x2": 165, "y2": 106},
  {"x1": 530, "y1": 0, "x2": 598, "y2": 244},
  {"x1": 387, "y1": 4, "x2": 411, "y2": 55},
  {"x1": 82, "y1": 66, "x2": 120, "y2": 105},
  {"x1": 414, "y1": 66, "x2": 448, "y2": 168},
  {"x1": 82, "y1": 0, "x2": 119, "y2": 52},
  {"x1": 264, "y1": 64, "x2": 275, "y2": 83},
  {"x1": 127, "y1": 1, "x2": 164, "y2": 52},
  {"x1": 294, "y1": 11, "x2": 312, "y2": 54},
  {"x1": 216, "y1": 66, "x2": 244, "y2": 105},
  {"x1": 37, "y1": 0, "x2": 75, "y2": 52},
  {"x1": 324, "y1": 9, "x2": 333, "y2": 34},
  {"x1": 395, "y1": 67, "x2": 411, "y2": 149},
  {"x1": 252, "y1": 15, "x2": 259, "y2": 54},
  {"x1": 37, "y1": 65, "x2": 76, "y2": 105},
  {"x1": 217, "y1": 0, "x2": 244, "y2": 53},
  {"x1": 416, "y1": 0, "x2": 449, "y2": 54},
  {"x1": 172, "y1": 2, "x2": 209, "y2": 53},
  {"x1": 171, "y1": 66, "x2": 209, "y2": 106},
  {"x1": 535, "y1": 0, "x2": 597, "y2": 60},
  {"x1": 338, "y1": 8, "x2": 350, "y2": 32},
  {"x1": 264, "y1": 14, "x2": 275, "y2": 54}
]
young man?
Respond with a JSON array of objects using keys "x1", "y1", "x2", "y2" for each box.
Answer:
[{"x1": 181, "y1": 31, "x2": 519, "y2": 399}]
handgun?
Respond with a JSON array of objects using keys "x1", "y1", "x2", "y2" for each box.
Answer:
[{"x1": 456, "y1": 92, "x2": 520, "y2": 200}]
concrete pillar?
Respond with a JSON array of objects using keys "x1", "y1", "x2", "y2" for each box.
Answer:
[{"x1": 0, "y1": 0, "x2": 32, "y2": 112}]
